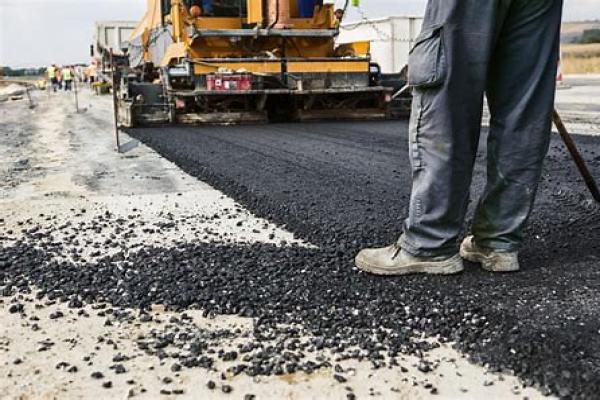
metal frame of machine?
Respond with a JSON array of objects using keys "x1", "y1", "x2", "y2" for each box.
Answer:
[{"x1": 117, "y1": 0, "x2": 393, "y2": 126}]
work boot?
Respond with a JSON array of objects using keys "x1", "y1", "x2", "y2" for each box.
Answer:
[
  {"x1": 354, "y1": 244, "x2": 464, "y2": 276},
  {"x1": 459, "y1": 236, "x2": 520, "y2": 272}
]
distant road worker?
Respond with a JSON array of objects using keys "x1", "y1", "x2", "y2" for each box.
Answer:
[
  {"x1": 87, "y1": 63, "x2": 97, "y2": 85},
  {"x1": 56, "y1": 67, "x2": 63, "y2": 90},
  {"x1": 47, "y1": 64, "x2": 58, "y2": 92},
  {"x1": 62, "y1": 66, "x2": 73, "y2": 91},
  {"x1": 355, "y1": 0, "x2": 563, "y2": 275}
]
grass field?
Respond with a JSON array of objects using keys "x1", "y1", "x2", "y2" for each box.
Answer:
[{"x1": 561, "y1": 43, "x2": 600, "y2": 74}]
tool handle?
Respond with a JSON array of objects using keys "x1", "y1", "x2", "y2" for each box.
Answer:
[{"x1": 553, "y1": 109, "x2": 600, "y2": 203}]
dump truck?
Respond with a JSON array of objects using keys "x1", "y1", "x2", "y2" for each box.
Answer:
[
  {"x1": 93, "y1": 21, "x2": 138, "y2": 70},
  {"x1": 116, "y1": 0, "x2": 393, "y2": 126}
]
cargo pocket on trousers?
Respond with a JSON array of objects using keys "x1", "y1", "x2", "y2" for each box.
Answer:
[
  {"x1": 408, "y1": 25, "x2": 447, "y2": 88},
  {"x1": 408, "y1": 92, "x2": 424, "y2": 171}
]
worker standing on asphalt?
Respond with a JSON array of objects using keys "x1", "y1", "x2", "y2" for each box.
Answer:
[
  {"x1": 62, "y1": 66, "x2": 73, "y2": 91},
  {"x1": 355, "y1": 0, "x2": 563, "y2": 275},
  {"x1": 47, "y1": 64, "x2": 58, "y2": 92}
]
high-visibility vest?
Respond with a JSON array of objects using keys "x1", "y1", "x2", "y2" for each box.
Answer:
[
  {"x1": 47, "y1": 66, "x2": 56, "y2": 79},
  {"x1": 62, "y1": 68, "x2": 72, "y2": 81}
]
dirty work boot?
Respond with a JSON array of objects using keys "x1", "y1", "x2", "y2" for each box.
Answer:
[
  {"x1": 354, "y1": 244, "x2": 464, "y2": 276},
  {"x1": 459, "y1": 236, "x2": 520, "y2": 272}
]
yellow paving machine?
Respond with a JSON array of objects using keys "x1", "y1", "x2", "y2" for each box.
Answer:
[{"x1": 117, "y1": 0, "x2": 392, "y2": 126}]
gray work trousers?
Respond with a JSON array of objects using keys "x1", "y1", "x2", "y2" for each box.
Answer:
[{"x1": 400, "y1": 0, "x2": 563, "y2": 256}]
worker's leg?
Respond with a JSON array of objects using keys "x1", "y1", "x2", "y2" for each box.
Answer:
[
  {"x1": 471, "y1": 0, "x2": 562, "y2": 251},
  {"x1": 399, "y1": 0, "x2": 505, "y2": 256}
]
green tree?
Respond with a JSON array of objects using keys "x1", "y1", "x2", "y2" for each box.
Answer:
[{"x1": 577, "y1": 29, "x2": 600, "y2": 44}]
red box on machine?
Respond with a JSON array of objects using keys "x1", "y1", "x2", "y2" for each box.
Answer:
[{"x1": 206, "y1": 73, "x2": 253, "y2": 91}]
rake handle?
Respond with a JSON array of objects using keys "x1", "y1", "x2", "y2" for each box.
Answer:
[{"x1": 552, "y1": 109, "x2": 600, "y2": 203}]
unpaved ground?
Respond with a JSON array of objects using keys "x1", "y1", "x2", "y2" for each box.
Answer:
[
  {"x1": 0, "y1": 89, "x2": 554, "y2": 399},
  {"x1": 2, "y1": 297, "x2": 541, "y2": 400}
]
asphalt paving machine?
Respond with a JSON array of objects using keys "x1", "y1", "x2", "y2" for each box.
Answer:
[{"x1": 117, "y1": 0, "x2": 392, "y2": 126}]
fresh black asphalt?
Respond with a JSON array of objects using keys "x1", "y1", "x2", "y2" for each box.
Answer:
[{"x1": 130, "y1": 120, "x2": 600, "y2": 398}]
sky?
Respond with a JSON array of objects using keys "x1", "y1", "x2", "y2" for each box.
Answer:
[{"x1": 1, "y1": 0, "x2": 599, "y2": 67}]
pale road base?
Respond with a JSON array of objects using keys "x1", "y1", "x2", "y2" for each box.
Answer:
[
  {"x1": 1, "y1": 298, "x2": 545, "y2": 400},
  {"x1": 553, "y1": 75, "x2": 600, "y2": 136},
  {"x1": 0, "y1": 87, "x2": 557, "y2": 398},
  {"x1": 480, "y1": 74, "x2": 600, "y2": 136}
]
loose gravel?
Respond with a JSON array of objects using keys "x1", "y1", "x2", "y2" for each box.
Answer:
[{"x1": 2, "y1": 119, "x2": 600, "y2": 398}]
